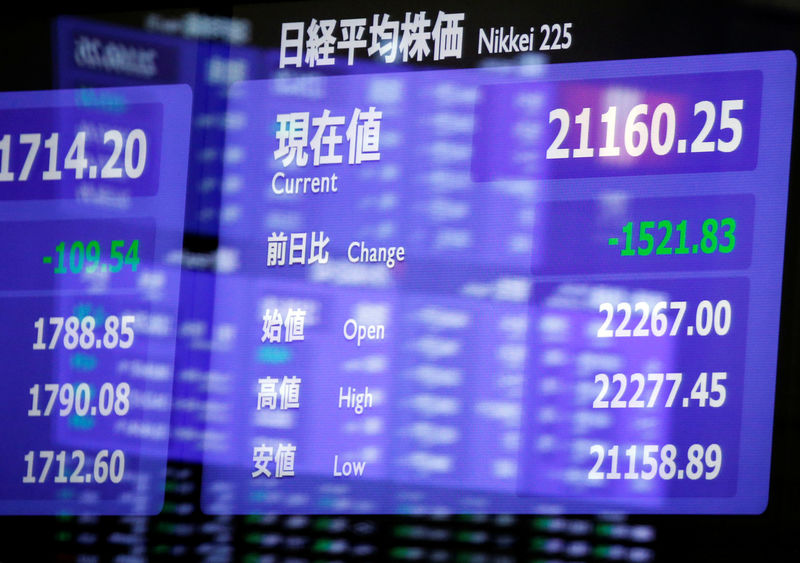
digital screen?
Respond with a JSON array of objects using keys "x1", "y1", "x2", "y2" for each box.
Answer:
[
  {"x1": 195, "y1": 51, "x2": 793, "y2": 515},
  {"x1": 1, "y1": 0, "x2": 799, "y2": 559},
  {"x1": 0, "y1": 85, "x2": 192, "y2": 514}
]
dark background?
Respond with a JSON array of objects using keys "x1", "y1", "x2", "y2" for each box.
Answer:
[{"x1": 0, "y1": 1, "x2": 797, "y2": 560}]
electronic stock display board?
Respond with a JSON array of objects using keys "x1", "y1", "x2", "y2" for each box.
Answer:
[
  {"x1": 0, "y1": 1, "x2": 797, "y2": 523},
  {"x1": 0, "y1": 85, "x2": 192, "y2": 514}
]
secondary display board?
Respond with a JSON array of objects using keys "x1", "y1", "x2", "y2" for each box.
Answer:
[
  {"x1": 200, "y1": 51, "x2": 795, "y2": 514},
  {"x1": 0, "y1": 85, "x2": 192, "y2": 514}
]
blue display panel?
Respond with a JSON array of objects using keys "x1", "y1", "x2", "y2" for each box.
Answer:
[
  {"x1": 0, "y1": 85, "x2": 192, "y2": 514},
  {"x1": 200, "y1": 51, "x2": 794, "y2": 514}
]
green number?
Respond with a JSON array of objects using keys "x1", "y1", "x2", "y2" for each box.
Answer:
[
  {"x1": 110, "y1": 241, "x2": 125, "y2": 273},
  {"x1": 54, "y1": 242, "x2": 67, "y2": 274},
  {"x1": 621, "y1": 222, "x2": 635, "y2": 256},
  {"x1": 85, "y1": 241, "x2": 100, "y2": 273},
  {"x1": 674, "y1": 220, "x2": 690, "y2": 254},
  {"x1": 69, "y1": 241, "x2": 85, "y2": 273},
  {"x1": 655, "y1": 220, "x2": 673, "y2": 255},
  {"x1": 638, "y1": 221, "x2": 656, "y2": 256},
  {"x1": 719, "y1": 218, "x2": 736, "y2": 253},
  {"x1": 124, "y1": 240, "x2": 140, "y2": 271},
  {"x1": 701, "y1": 219, "x2": 719, "y2": 253}
]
